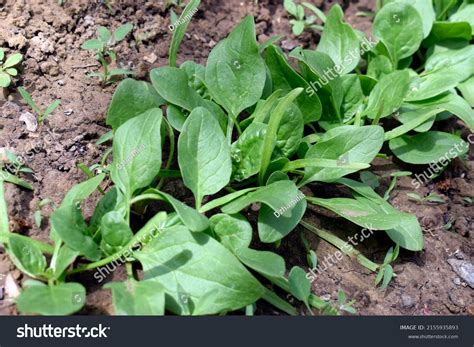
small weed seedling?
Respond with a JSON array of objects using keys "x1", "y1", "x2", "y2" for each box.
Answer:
[
  {"x1": 283, "y1": 0, "x2": 325, "y2": 36},
  {"x1": 34, "y1": 198, "x2": 54, "y2": 228},
  {"x1": 0, "y1": 49, "x2": 22, "y2": 88},
  {"x1": 81, "y1": 24, "x2": 134, "y2": 85},
  {"x1": 407, "y1": 192, "x2": 445, "y2": 205},
  {"x1": 375, "y1": 245, "x2": 399, "y2": 289},
  {"x1": 18, "y1": 87, "x2": 61, "y2": 125}
]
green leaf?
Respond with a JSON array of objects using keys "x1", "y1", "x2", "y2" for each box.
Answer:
[
  {"x1": 8, "y1": 234, "x2": 47, "y2": 278},
  {"x1": 389, "y1": 131, "x2": 468, "y2": 164},
  {"x1": 384, "y1": 0, "x2": 435, "y2": 38},
  {"x1": 107, "y1": 79, "x2": 164, "y2": 130},
  {"x1": 317, "y1": 5, "x2": 360, "y2": 74},
  {"x1": 259, "y1": 88, "x2": 302, "y2": 184},
  {"x1": 98, "y1": 26, "x2": 112, "y2": 43},
  {"x1": 100, "y1": 211, "x2": 133, "y2": 255},
  {"x1": 373, "y1": 2, "x2": 424, "y2": 64},
  {"x1": 367, "y1": 55, "x2": 393, "y2": 80},
  {"x1": 135, "y1": 226, "x2": 265, "y2": 315},
  {"x1": 18, "y1": 87, "x2": 41, "y2": 115},
  {"x1": 81, "y1": 39, "x2": 104, "y2": 50},
  {"x1": 449, "y1": 3, "x2": 474, "y2": 35},
  {"x1": 51, "y1": 203, "x2": 101, "y2": 261},
  {"x1": 236, "y1": 248, "x2": 286, "y2": 278},
  {"x1": 292, "y1": 20, "x2": 305, "y2": 36},
  {"x1": 16, "y1": 282, "x2": 86, "y2": 315},
  {"x1": 381, "y1": 264, "x2": 394, "y2": 289},
  {"x1": 210, "y1": 213, "x2": 252, "y2": 251},
  {"x1": 284, "y1": 0, "x2": 298, "y2": 16},
  {"x1": 265, "y1": 45, "x2": 322, "y2": 123},
  {"x1": 424, "y1": 21, "x2": 472, "y2": 45},
  {"x1": 168, "y1": 0, "x2": 200, "y2": 67},
  {"x1": 0, "y1": 48, "x2": 4, "y2": 61},
  {"x1": 105, "y1": 279, "x2": 165, "y2": 315},
  {"x1": 44, "y1": 100, "x2": 61, "y2": 118},
  {"x1": 458, "y1": 77, "x2": 474, "y2": 107},
  {"x1": 3, "y1": 52, "x2": 23, "y2": 68},
  {"x1": 60, "y1": 174, "x2": 105, "y2": 207},
  {"x1": 302, "y1": 125, "x2": 384, "y2": 184},
  {"x1": 108, "y1": 68, "x2": 134, "y2": 76},
  {"x1": 288, "y1": 266, "x2": 311, "y2": 307},
  {"x1": 340, "y1": 74, "x2": 364, "y2": 121},
  {"x1": 113, "y1": 23, "x2": 133, "y2": 42},
  {"x1": 0, "y1": 72, "x2": 11, "y2": 87},
  {"x1": 1, "y1": 170, "x2": 33, "y2": 190},
  {"x1": 362, "y1": 70, "x2": 410, "y2": 119},
  {"x1": 205, "y1": 16, "x2": 266, "y2": 116},
  {"x1": 178, "y1": 107, "x2": 231, "y2": 208},
  {"x1": 110, "y1": 109, "x2": 163, "y2": 199},
  {"x1": 51, "y1": 246, "x2": 79, "y2": 279}
]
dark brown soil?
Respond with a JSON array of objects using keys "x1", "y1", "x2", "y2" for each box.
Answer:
[{"x1": 0, "y1": 0, "x2": 472, "y2": 316}]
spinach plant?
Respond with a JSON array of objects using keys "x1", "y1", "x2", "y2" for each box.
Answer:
[
  {"x1": 284, "y1": 0, "x2": 325, "y2": 36},
  {"x1": 2, "y1": 0, "x2": 473, "y2": 316}
]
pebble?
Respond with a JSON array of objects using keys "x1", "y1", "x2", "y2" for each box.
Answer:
[
  {"x1": 453, "y1": 277, "x2": 462, "y2": 285},
  {"x1": 447, "y1": 258, "x2": 474, "y2": 288},
  {"x1": 401, "y1": 293, "x2": 417, "y2": 308}
]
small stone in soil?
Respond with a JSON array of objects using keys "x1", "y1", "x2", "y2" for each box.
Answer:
[
  {"x1": 401, "y1": 293, "x2": 417, "y2": 308},
  {"x1": 447, "y1": 258, "x2": 474, "y2": 288}
]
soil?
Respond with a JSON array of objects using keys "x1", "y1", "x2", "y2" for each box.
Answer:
[{"x1": 0, "y1": 0, "x2": 472, "y2": 316}]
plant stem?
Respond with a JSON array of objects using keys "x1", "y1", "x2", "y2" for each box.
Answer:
[
  {"x1": 0, "y1": 181, "x2": 9, "y2": 234},
  {"x1": 262, "y1": 289, "x2": 298, "y2": 316},
  {"x1": 157, "y1": 118, "x2": 175, "y2": 190},
  {"x1": 68, "y1": 212, "x2": 167, "y2": 275},
  {"x1": 300, "y1": 220, "x2": 379, "y2": 272}
]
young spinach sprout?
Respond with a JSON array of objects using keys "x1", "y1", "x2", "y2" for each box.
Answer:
[
  {"x1": 81, "y1": 23, "x2": 134, "y2": 85},
  {"x1": 34, "y1": 198, "x2": 54, "y2": 228},
  {"x1": 283, "y1": 0, "x2": 326, "y2": 36},
  {"x1": 407, "y1": 192, "x2": 445, "y2": 205},
  {"x1": 0, "y1": 49, "x2": 23, "y2": 88},
  {"x1": 375, "y1": 245, "x2": 399, "y2": 289},
  {"x1": 18, "y1": 87, "x2": 61, "y2": 125}
]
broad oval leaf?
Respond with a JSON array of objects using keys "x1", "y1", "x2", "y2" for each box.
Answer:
[
  {"x1": 178, "y1": 107, "x2": 232, "y2": 208},
  {"x1": 105, "y1": 279, "x2": 165, "y2": 315},
  {"x1": 16, "y1": 282, "x2": 86, "y2": 316},
  {"x1": 389, "y1": 131, "x2": 467, "y2": 164},
  {"x1": 373, "y1": 2, "x2": 424, "y2": 64},
  {"x1": 107, "y1": 79, "x2": 164, "y2": 130},
  {"x1": 110, "y1": 108, "x2": 163, "y2": 199},
  {"x1": 134, "y1": 226, "x2": 265, "y2": 315},
  {"x1": 205, "y1": 16, "x2": 266, "y2": 116},
  {"x1": 210, "y1": 213, "x2": 252, "y2": 251},
  {"x1": 8, "y1": 234, "x2": 46, "y2": 278}
]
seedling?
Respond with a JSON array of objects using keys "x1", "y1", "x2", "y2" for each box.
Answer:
[
  {"x1": 407, "y1": 192, "x2": 445, "y2": 204},
  {"x1": 0, "y1": 149, "x2": 33, "y2": 190},
  {"x1": 0, "y1": 49, "x2": 22, "y2": 88},
  {"x1": 81, "y1": 24, "x2": 134, "y2": 85},
  {"x1": 284, "y1": 0, "x2": 325, "y2": 36},
  {"x1": 336, "y1": 290, "x2": 357, "y2": 314},
  {"x1": 18, "y1": 87, "x2": 60, "y2": 125},
  {"x1": 1, "y1": 1, "x2": 473, "y2": 317},
  {"x1": 375, "y1": 245, "x2": 399, "y2": 289},
  {"x1": 34, "y1": 198, "x2": 54, "y2": 228}
]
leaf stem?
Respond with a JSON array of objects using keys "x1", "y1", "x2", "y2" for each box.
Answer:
[
  {"x1": 157, "y1": 118, "x2": 175, "y2": 190},
  {"x1": 300, "y1": 219, "x2": 379, "y2": 272}
]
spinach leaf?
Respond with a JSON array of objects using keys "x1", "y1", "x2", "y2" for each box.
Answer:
[
  {"x1": 100, "y1": 211, "x2": 133, "y2": 255},
  {"x1": 317, "y1": 4, "x2": 360, "y2": 74},
  {"x1": 178, "y1": 107, "x2": 232, "y2": 208},
  {"x1": 236, "y1": 248, "x2": 285, "y2": 278},
  {"x1": 205, "y1": 16, "x2": 266, "y2": 116},
  {"x1": 373, "y1": 2, "x2": 424, "y2": 65},
  {"x1": 107, "y1": 79, "x2": 164, "y2": 130},
  {"x1": 16, "y1": 282, "x2": 86, "y2": 315},
  {"x1": 210, "y1": 213, "x2": 252, "y2": 251},
  {"x1": 265, "y1": 45, "x2": 322, "y2": 123},
  {"x1": 105, "y1": 279, "x2": 165, "y2": 315},
  {"x1": 8, "y1": 234, "x2": 47, "y2": 278},
  {"x1": 110, "y1": 108, "x2": 162, "y2": 199},
  {"x1": 135, "y1": 226, "x2": 264, "y2": 315},
  {"x1": 384, "y1": 0, "x2": 435, "y2": 38},
  {"x1": 302, "y1": 125, "x2": 384, "y2": 184},
  {"x1": 389, "y1": 131, "x2": 467, "y2": 164}
]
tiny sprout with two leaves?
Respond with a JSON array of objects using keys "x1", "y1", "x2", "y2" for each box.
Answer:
[
  {"x1": 283, "y1": 0, "x2": 326, "y2": 36},
  {"x1": 18, "y1": 87, "x2": 61, "y2": 125},
  {"x1": 375, "y1": 245, "x2": 399, "y2": 290},
  {"x1": 81, "y1": 24, "x2": 134, "y2": 84},
  {"x1": 407, "y1": 192, "x2": 445, "y2": 204},
  {"x1": 0, "y1": 49, "x2": 23, "y2": 88}
]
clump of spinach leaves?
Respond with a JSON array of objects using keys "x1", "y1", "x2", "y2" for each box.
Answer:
[{"x1": 1, "y1": 0, "x2": 473, "y2": 316}]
